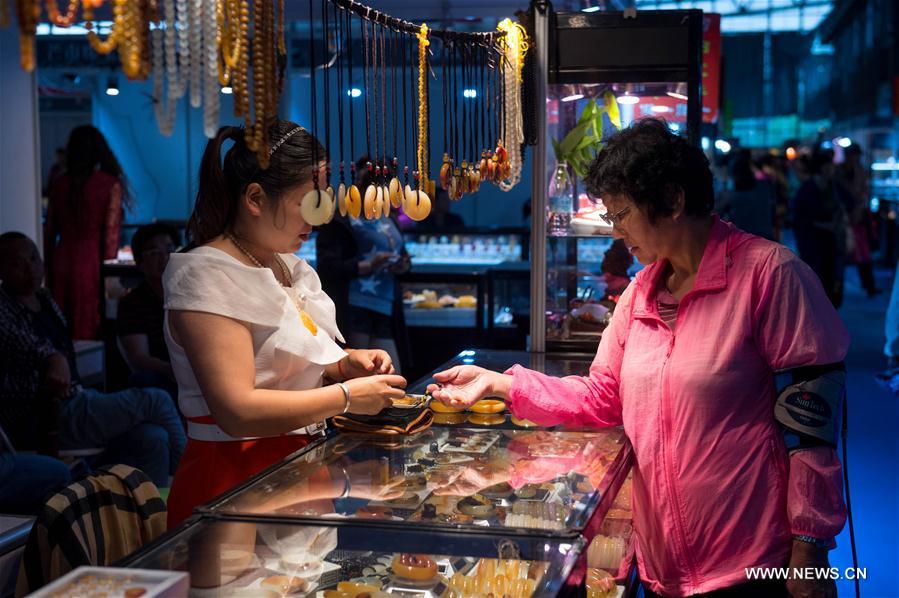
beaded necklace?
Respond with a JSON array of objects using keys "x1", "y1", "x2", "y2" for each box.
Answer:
[{"x1": 226, "y1": 233, "x2": 318, "y2": 336}]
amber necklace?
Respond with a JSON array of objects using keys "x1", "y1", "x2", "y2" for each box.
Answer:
[{"x1": 226, "y1": 232, "x2": 318, "y2": 336}]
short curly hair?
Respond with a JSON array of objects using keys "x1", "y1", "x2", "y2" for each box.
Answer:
[{"x1": 584, "y1": 118, "x2": 713, "y2": 224}]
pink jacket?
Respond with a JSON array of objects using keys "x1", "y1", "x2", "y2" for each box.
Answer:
[{"x1": 506, "y1": 218, "x2": 848, "y2": 596}]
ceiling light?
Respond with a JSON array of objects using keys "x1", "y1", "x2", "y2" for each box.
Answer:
[
  {"x1": 836, "y1": 137, "x2": 852, "y2": 148},
  {"x1": 347, "y1": 87, "x2": 362, "y2": 98},
  {"x1": 714, "y1": 139, "x2": 732, "y2": 153},
  {"x1": 617, "y1": 93, "x2": 639, "y2": 105},
  {"x1": 221, "y1": 86, "x2": 233, "y2": 94},
  {"x1": 582, "y1": 6, "x2": 600, "y2": 11},
  {"x1": 667, "y1": 91, "x2": 688, "y2": 101},
  {"x1": 651, "y1": 105, "x2": 670, "y2": 113},
  {"x1": 463, "y1": 88, "x2": 478, "y2": 99},
  {"x1": 105, "y1": 77, "x2": 119, "y2": 96},
  {"x1": 561, "y1": 93, "x2": 584, "y2": 102}
]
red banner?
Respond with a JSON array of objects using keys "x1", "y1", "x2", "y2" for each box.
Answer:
[{"x1": 703, "y1": 14, "x2": 722, "y2": 124}]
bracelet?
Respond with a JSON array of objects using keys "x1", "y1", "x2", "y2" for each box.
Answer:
[
  {"x1": 337, "y1": 356, "x2": 348, "y2": 381},
  {"x1": 793, "y1": 534, "x2": 833, "y2": 550},
  {"x1": 336, "y1": 382, "x2": 351, "y2": 414},
  {"x1": 338, "y1": 465, "x2": 350, "y2": 498}
]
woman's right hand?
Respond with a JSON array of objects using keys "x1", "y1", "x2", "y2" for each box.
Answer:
[
  {"x1": 345, "y1": 374, "x2": 407, "y2": 415},
  {"x1": 427, "y1": 365, "x2": 509, "y2": 408}
]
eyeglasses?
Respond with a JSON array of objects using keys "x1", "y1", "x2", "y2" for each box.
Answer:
[{"x1": 598, "y1": 205, "x2": 631, "y2": 227}]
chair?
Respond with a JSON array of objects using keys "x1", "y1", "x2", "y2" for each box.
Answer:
[{"x1": 14, "y1": 464, "x2": 166, "y2": 597}]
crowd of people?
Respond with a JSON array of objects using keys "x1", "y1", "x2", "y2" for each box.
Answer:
[
  {"x1": 716, "y1": 142, "x2": 882, "y2": 306},
  {"x1": 0, "y1": 118, "x2": 892, "y2": 597}
]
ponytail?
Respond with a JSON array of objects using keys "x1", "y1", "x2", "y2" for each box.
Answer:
[
  {"x1": 185, "y1": 121, "x2": 326, "y2": 248},
  {"x1": 187, "y1": 126, "x2": 241, "y2": 247}
]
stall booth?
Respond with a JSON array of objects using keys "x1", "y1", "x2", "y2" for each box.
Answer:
[{"x1": 14, "y1": 0, "x2": 705, "y2": 596}]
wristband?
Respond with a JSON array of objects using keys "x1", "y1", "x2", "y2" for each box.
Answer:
[
  {"x1": 793, "y1": 534, "x2": 834, "y2": 550},
  {"x1": 337, "y1": 382, "x2": 351, "y2": 414}
]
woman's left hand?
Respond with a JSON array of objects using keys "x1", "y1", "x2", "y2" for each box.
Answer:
[
  {"x1": 388, "y1": 253, "x2": 411, "y2": 275},
  {"x1": 786, "y1": 541, "x2": 836, "y2": 598},
  {"x1": 343, "y1": 349, "x2": 395, "y2": 378}
]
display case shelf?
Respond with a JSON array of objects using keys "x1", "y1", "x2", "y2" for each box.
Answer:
[{"x1": 119, "y1": 516, "x2": 584, "y2": 597}]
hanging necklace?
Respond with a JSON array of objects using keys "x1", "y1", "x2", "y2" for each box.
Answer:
[
  {"x1": 299, "y1": 0, "x2": 333, "y2": 226},
  {"x1": 378, "y1": 20, "x2": 391, "y2": 218},
  {"x1": 202, "y1": 0, "x2": 220, "y2": 138},
  {"x1": 345, "y1": 7, "x2": 362, "y2": 218},
  {"x1": 439, "y1": 39, "x2": 451, "y2": 192},
  {"x1": 403, "y1": 27, "x2": 431, "y2": 222},
  {"x1": 388, "y1": 27, "x2": 402, "y2": 209},
  {"x1": 361, "y1": 18, "x2": 377, "y2": 220},
  {"x1": 416, "y1": 23, "x2": 430, "y2": 197},
  {"x1": 401, "y1": 31, "x2": 412, "y2": 202},
  {"x1": 321, "y1": 0, "x2": 335, "y2": 218},
  {"x1": 334, "y1": 0, "x2": 347, "y2": 217},
  {"x1": 226, "y1": 233, "x2": 318, "y2": 336}
]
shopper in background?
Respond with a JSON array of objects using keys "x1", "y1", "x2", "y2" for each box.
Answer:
[
  {"x1": 837, "y1": 143, "x2": 881, "y2": 296},
  {"x1": 600, "y1": 238, "x2": 633, "y2": 298},
  {"x1": 43, "y1": 147, "x2": 66, "y2": 197},
  {"x1": 793, "y1": 149, "x2": 849, "y2": 308},
  {"x1": 717, "y1": 149, "x2": 776, "y2": 240},
  {"x1": 164, "y1": 125, "x2": 407, "y2": 527},
  {"x1": 0, "y1": 232, "x2": 185, "y2": 489},
  {"x1": 317, "y1": 156, "x2": 411, "y2": 373},
  {"x1": 117, "y1": 223, "x2": 180, "y2": 400},
  {"x1": 430, "y1": 119, "x2": 846, "y2": 598},
  {"x1": 757, "y1": 153, "x2": 791, "y2": 239},
  {"x1": 45, "y1": 125, "x2": 128, "y2": 339}
]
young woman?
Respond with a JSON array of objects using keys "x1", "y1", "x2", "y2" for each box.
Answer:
[{"x1": 164, "y1": 121, "x2": 407, "y2": 527}]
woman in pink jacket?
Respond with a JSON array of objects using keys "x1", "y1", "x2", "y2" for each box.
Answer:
[{"x1": 429, "y1": 119, "x2": 847, "y2": 598}]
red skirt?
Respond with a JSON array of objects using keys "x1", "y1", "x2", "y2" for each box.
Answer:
[{"x1": 167, "y1": 434, "x2": 314, "y2": 529}]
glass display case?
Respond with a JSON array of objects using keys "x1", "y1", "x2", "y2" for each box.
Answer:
[
  {"x1": 198, "y1": 426, "x2": 628, "y2": 538},
  {"x1": 530, "y1": 7, "x2": 704, "y2": 353},
  {"x1": 120, "y1": 516, "x2": 583, "y2": 597},
  {"x1": 116, "y1": 349, "x2": 636, "y2": 596},
  {"x1": 401, "y1": 275, "x2": 483, "y2": 329},
  {"x1": 403, "y1": 229, "x2": 528, "y2": 268}
]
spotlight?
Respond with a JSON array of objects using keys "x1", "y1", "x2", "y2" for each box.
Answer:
[
  {"x1": 836, "y1": 137, "x2": 852, "y2": 148},
  {"x1": 347, "y1": 87, "x2": 362, "y2": 98},
  {"x1": 714, "y1": 139, "x2": 732, "y2": 154},
  {"x1": 221, "y1": 86, "x2": 233, "y2": 94},
  {"x1": 105, "y1": 76, "x2": 119, "y2": 96},
  {"x1": 617, "y1": 92, "x2": 639, "y2": 105},
  {"x1": 561, "y1": 93, "x2": 584, "y2": 102},
  {"x1": 463, "y1": 88, "x2": 478, "y2": 99}
]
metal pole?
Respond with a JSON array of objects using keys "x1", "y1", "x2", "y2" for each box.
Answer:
[{"x1": 529, "y1": 1, "x2": 550, "y2": 353}]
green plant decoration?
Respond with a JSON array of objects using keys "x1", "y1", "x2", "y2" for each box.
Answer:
[{"x1": 551, "y1": 90, "x2": 622, "y2": 180}]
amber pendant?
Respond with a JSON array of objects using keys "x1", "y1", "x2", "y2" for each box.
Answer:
[{"x1": 300, "y1": 309, "x2": 318, "y2": 336}]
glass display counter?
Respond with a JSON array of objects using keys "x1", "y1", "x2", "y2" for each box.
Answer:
[
  {"x1": 530, "y1": 7, "x2": 703, "y2": 354},
  {"x1": 198, "y1": 426, "x2": 628, "y2": 539},
  {"x1": 120, "y1": 516, "x2": 583, "y2": 597},
  {"x1": 401, "y1": 274, "x2": 483, "y2": 330},
  {"x1": 115, "y1": 349, "x2": 634, "y2": 596},
  {"x1": 403, "y1": 229, "x2": 528, "y2": 268}
]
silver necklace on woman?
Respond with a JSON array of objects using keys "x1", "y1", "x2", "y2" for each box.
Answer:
[{"x1": 225, "y1": 232, "x2": 318, "y2": 335}]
